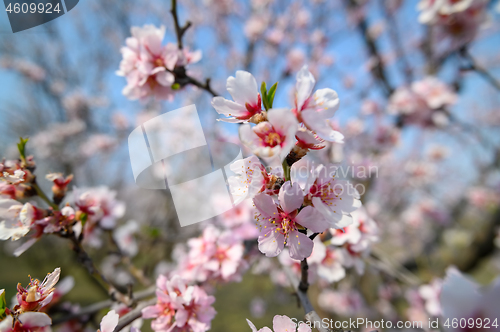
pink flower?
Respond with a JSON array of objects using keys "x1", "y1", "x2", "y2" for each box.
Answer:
[
  {"x1": 293, "y1": 66, "x2": 344, "y2": 143},
  {"x1": 179, "y1": 226, "x2": 247, "y2": 283},
  {"x1": 227, "y1": 155, "x2": 283, "y2": 205},
  {"x1": 211, "y1": 71, "x2": 263, "y2": 123},
  {"x1": 142, "y1": 275, "x2": 216, "y2": 332},
  {"x1": 388, "y1": 77, "x2": 457, "y2": 127},
  {"x1": 98, "y1": 310, "x2": 120, "y2": 332},
  {"x1": 419, "y1": 279, "x2": 443, "y2": 317},
  {"x1": 117, "y1": 24, "x2": 202, "y2": 101},
  {"x1": 0, "y1": 200, "x2": 35, "y2": 242},
  {"x1": 412, "y1": 77, "x2": 457, "y2": 109},
  {"x1": 418, "y1": 0, "x2": 489, "y2": 46},
  {"x1": 247, "y1": 315, "x2": 311, "y2": 332},
  {"x1": 440, "y1": 266, "x2": 500, "y2": 331},
  {"x1": 330, "y1": 208, "x2": 379, "y2": 274},
  {"x1": 290, "y1": 162, "x2": 361, "y2": 229},
  {"x1": 0, "y1": 312, "x2": 52, "y2": 332},
  {"x1": 15, "y1": 268, "x2": 61, "y2": 313},
  {"x1": 239, "y1": 108, "x2": 298, "y2": 165},
  {"x1": 254, "y1": 182, "x2": 330, "y2": 260},
  {"x1": 74, "y1": 187, "x2": 125, "y2": 229},
  {"x1": 294, "y1": 128, "x2": 326, "y2": 151}
]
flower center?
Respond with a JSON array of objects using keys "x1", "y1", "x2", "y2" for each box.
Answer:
[
  {"x1": 264, "y1": 132, "x2": 282, "y2": 147},
  {"x1": 154, "y1": 58, "x2": 165, "y2": 68}
]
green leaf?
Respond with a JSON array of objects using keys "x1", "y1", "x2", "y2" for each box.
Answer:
[
  {"x1": 171, "y1": 83, "x2": 180, "y2": 90},
  {"x1": 267, "y1": 82, "x2": 278, "y2": 109},
  {"x1": 282, "y1": 159, "x2": 290, "y2": 182},
  {"x1": 0, "y1": 289, "x2": 6, "y2": 319},
  {"x1": 260, "y1": 81, "x2": 269, "y2": 111},
  {"x1": 17, "y1": 137, "x2": 29, "y2": 161}
]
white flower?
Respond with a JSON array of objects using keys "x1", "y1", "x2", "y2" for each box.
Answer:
[
  {"x1": 239, "y1": 108, "x2": 298, "y2": 165},
  {"x1": 99, "y1": 310, "x2": 120, "y2": 332},
  {"x1": 290, "y1": 161, "x2": 360, "y2": 229},
  {"x1": 0, "y1": 200, "x2": 34, "y2": 241},
  {"x1": 440, "y1": 267, "x2": 500, "y2": 331},
  {"x1": 1, "y1": 170, "x2": 25, "y2": 184},
  {"x1": 294, "y1": 66, "x2": 344, "y2": 143},
  {"x1": 212, "y1": 71, "x2": 263, "y2": 123}
]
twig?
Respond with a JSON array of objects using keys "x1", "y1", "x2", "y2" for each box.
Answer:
[
  {"x1": 346, "y1": 0, "x2": 394, "y2": 97},
  {"x1": 67, "y1": 231, "x2": 131, "y2": 305},
  {"x1": 460, "y1": 48, "x2": 500, "y2": 92},
  {"x1": 114, "y1": 298, "x2": 157, "y2": 332},
  {"x1": 281, "y1": 263, "x2": 331, "y2": 332},
  {"x1": 52, "y1": 286, "x2": 156, "y2": 325},
  {"x1": 170, "y1": 0, "x2": 191, "y2": 50},
  {"x1": 31, "y1": 180, "x2": 59, "y2": 210},
  {"x1": 168, "y1": 0, "x2": 219, "y2": 97}
]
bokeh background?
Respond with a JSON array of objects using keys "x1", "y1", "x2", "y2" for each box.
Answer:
[{"x1": 1, "y1": 0, "x2": 500, "y2": 331}]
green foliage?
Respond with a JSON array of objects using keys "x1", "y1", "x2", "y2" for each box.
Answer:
[
  {"x1": 17, "y1": 137, "x2": 29, "y2": 162},
  {"x1": 260, "y1": 81, "x2": 278, "y2": 111},
  {"x1": 0, "y1": 289, "x2": 6, "y2": 319}
]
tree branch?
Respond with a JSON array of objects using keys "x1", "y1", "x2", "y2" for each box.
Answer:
[
  {"x1": 114, "y1": 298, "x2": 157, "y2": 332},
  {"x1": 460, "y1": 48, "x2": 500, "y2": 92}
]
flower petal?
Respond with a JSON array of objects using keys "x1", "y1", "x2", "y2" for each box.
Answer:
[
  {"x1": 278, "y1": 182, "x2": 303, "y2": 214},
  {"x1": 288, "y1": 230, "x2": 313, "y2": 260},
  {"x1": 227, "y1": 71, "x2": 259, "y2": 106}
]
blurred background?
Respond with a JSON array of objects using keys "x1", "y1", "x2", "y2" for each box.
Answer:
[{"x1": 1, "y1": 0, "x2": 500, "y2": 331}]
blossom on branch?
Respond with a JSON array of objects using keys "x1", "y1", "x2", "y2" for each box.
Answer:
[
  {"x1": 142, "y1": 275, "x2": 216, "y2": 332},
  {"x1": 212, "y1": 71, "x2": 264, "y2": 123}
]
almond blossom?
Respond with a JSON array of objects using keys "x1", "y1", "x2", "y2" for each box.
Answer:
[
  {"x1": 227, "y1": 155, "x2": 283, "y2": 205},
  {"x1": 117, "y1": 24, "x2": 201, "y2": 101},
  {"x1": 293, "y1": 66, "x2": 344, "y2": 143},
  {"x1": 98, "y1": 310, "x2": 120, "y2": 332},
  {"x1": 254, "y1": 182, "x2": 330, "y2": 260},
  {"x1": 247, "y1": 315, "x2": 311, "y2": 332},
  {"x1": 290, "y1": 161, "x2": 361, "y2": 229},
  {"x1": 388, "y1": 77, "x2": 457, "y2": 127},
  {"x1": 0, "y1": 200, "x2": 37, "y2": 242},
  {"x1": 0, "y1": 312, "x2": 52, "y2": 332},
  {"x1": 418, "y1": 0, "x2": 490, "y2": 46},
  {"x1": 212, "y1": 71, "x2": 264, "y2": 123},
  {"x1": 174, "y1": 226, "x2": 247, "y2": 283},
  {"x1": 329, "y1": 208, "x2": 379, "y2": 274},
  {"x1": 142, "y1": 275, "x2": 216, "y2": 332},
  {"x1": 440, "y1": 266, "x2": 500, "y2": 331},
  {"x1": 239, "y1": 108, "x2": 298, "y2": 165},
  {"x1": 15, "y1": 268, "x2": 61, "y2": 313}
]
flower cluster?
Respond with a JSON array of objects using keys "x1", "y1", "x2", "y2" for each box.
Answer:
[
  {"x1": 418, "y1": 0, "x2": 490, "y2": 47},
  {"x1": 388, "y1": 77, "x2": 457, "y2": 127},
  {"x1": 117, "y1": 24, "x2": 201, "y2": 101},
  {"x1": 142, "y1": 275, "x2": 216, "y2": 332},
  {"x1": 0, "y1": 268, "x2": 60, "y2": 332},
  {"x1": 247, "y1": 315, "x2": 311, "y2": 332},
  {"x1": 276, "y1": 207, "x2": 378, "y2": 284},
  {"x1": 219, "y1": 67, "x2": 362, "y2": 261},
  {"x1": 173, "y1": 225, "x2": 248, "y2": 283},
  {"x1": 213, "y1": 66, "x2": 342, "y2": 166}
]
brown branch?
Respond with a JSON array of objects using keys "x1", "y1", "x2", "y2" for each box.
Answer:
[
  {"x1": 170, "y1": 0, "x2": 191, "y2": 50},
  {"x1": 346, "y1": 0, "x2": 394, "y2": 97},
  {"x1": 168, "y1": 0, "x2": 220, "y2": 97},
  {"x1": 114, "y1": 298, "x2": 157, "y2": 332},
  {"x1": 66, "y1": 231, "x2": 131, "y2": 305},
  {"x1": 460, "y1": 48, "x2": 500, "y2": 92}
]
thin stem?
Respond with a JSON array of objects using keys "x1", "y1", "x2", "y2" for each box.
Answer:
[
  {"x1": 114, "y1": 298, "x2": 157, "y2": 332},
  {"x1": 170, "y1": 0, "x2": 191, "y2": 50},
  {"x1": 67, "y1": 231, "x2": 131, "y2": 305},
  {"x1": 460, "y1": 49, "x2": 500, "y2": 92},
  {"x1": 31, "y1": 181, "x2": 59, "y2": 210}
]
